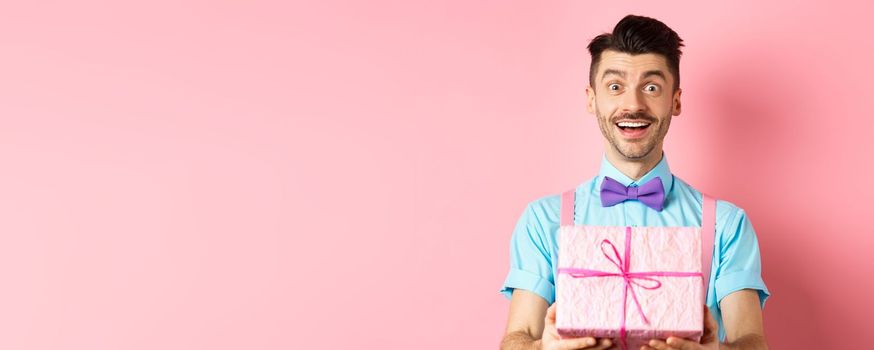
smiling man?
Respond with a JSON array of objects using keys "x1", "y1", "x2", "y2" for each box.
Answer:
[{"x1": 499, "y1": 15, "x2": 770, "y2": 350}]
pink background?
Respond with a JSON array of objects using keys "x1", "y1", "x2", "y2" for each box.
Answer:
[{"x1": 0, "y1": 1, "x2": 871, "y2": 349}]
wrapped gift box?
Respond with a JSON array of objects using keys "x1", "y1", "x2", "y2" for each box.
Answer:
[{"x1": 556, "y1": 225, "x2": 704, "y2": 349}]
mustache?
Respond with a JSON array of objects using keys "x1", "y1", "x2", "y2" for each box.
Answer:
[{"x1": 613, "y1": 112, "x2": 656, "y2": 123}]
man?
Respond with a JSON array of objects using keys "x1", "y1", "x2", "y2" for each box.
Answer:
[{"x1": 499, "y1": 15, "x2": 770, "y2": 350}]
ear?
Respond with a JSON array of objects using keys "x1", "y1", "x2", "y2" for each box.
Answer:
[
  {"x1": 672, "y1": 87, "x2": 682, "y2": 116},
  {"x1": 586, "y1": 85, "x2": 596, "y2": 114}
]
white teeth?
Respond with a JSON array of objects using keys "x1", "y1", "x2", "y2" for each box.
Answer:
[{"x1": 617, "y1": 122, "x2": 650, "y2": 127}]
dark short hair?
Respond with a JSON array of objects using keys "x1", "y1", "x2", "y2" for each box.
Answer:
[{"x1": 587, "y1": 15, "x2": 685, "y2": 92}]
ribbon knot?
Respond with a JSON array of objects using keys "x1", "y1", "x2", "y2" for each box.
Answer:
[{"x1": 626, "y1": 186, "x2": 639, "y2": 200}]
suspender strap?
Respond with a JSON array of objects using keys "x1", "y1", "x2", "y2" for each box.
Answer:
[
  {"x1": 701, "y1": 193, "x2": 716, "y2": 298},
  {"x1": 560, "y1": 189, "x2": 575, "y2": 226}
]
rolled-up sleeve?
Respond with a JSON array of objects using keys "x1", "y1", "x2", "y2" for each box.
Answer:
[
  {"x1": 713, "y1": 205, "x2": 771, "y2": 309},
  {"x1": 500, "y1": 202, "x2": 556, "y2": 304}
]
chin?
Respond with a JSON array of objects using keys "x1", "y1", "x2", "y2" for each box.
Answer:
[
  {"x1": 617, "y1": 146, "x2": 655, "y2": 160},
  {"x1": 619, "y1": 153, "x2": 649, "y2": 160}
]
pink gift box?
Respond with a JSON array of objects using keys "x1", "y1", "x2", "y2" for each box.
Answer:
[{"x1": 556, "y1": 225, "x2": 704, "y2": 349}]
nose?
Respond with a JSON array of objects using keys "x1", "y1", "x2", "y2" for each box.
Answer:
[{"x1": 620, "y1": 89, "x2": 645, "y2": 114}]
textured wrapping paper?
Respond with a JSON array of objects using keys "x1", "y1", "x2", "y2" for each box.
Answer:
[{"x1": 556, "y1": 225, "x2": 704, "y2": 349}]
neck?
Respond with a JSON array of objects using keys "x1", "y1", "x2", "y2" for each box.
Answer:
[{"x1": 605, "y1": 147, "x2": 664, "y2": 181}]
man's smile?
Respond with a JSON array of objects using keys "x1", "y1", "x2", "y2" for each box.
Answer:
[{"x1": 614, "y1": 120, "x2": 652, "y2": 139}]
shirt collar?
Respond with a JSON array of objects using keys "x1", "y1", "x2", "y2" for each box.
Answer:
[{"x1": 596, "y1": 151, "x2": 674, "y2": 196}]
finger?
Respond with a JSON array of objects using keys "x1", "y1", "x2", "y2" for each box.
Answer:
[
  {"x1": 586, "y1": 338, "x2": 613, "y2": 350},
  {"x1": 701, "y1": 307, "x2": 718, "y2": 343},
  {"x1": 703, "y1": 306, "x2": 717, "y2": 328},
  {"x1": 556, "y1": 336, "x2": 596, "y2": 350},
  {"x1": 546, "y1": 303, "x2": 557, "y2": 324},
  {"x1": 666, "y1": 336, "x2": 700, "y2": 350},
  {"x1": 647, "y1": 339, "x2": 677, "y2": 350}
]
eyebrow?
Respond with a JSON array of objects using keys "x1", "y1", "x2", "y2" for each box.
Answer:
[
  {"x1": 601, "y1": 69, "x2": 668, "y2": 81},
  {"x1": 601, "y1": 69, "x2": 626, "y2": 80},
  {"x1": 642, "y1": 70, "x2": 667, "y2": 81}
]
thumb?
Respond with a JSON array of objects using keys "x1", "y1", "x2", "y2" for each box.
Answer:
[
  {"x1": 701, "y1": 306, "x2": 718, "y2": 343},
  {"x1": 546, "y1": 303, "x2": 557, "y2": 324}
]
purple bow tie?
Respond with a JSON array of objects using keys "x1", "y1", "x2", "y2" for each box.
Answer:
[{"x1": 600, "y1": 176, "x2": 665, "y2": 211}]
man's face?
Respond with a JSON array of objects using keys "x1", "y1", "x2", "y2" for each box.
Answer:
[{"x1": 586, "y1": 50, "x2": 682, "y2": 161}]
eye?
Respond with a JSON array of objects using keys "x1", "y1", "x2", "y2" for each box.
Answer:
[
  {"x1": 644, "y1": 84, "x2": 659, "y2": 92},
  {"x1": 608, "y1": 83, "x2": 621, "y2": 91}
]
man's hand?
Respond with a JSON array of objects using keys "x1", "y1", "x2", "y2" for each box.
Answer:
[
  {"x1": 640, "y1": 305, "x2": 718, "y2": 350},
  {"x1": 540, "y1": 303, "x2": 614, "y2": 350},
  {"x1": 502, "y1": 290, "x2": 615, "y2": 350}
]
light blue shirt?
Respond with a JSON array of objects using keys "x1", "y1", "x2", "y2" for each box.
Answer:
[{"x1": 500, "y1": 152, "x2": 770, "y2": 341}]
